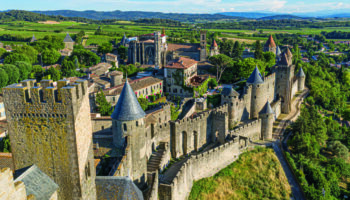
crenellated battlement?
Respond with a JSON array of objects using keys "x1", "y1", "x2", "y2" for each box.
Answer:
[
  {"x1": 264, "y1": 73, "x2": 276, "y2": 82},
  {"x1": 3, "y1": 79, "x2": 89, "y2": 118}
]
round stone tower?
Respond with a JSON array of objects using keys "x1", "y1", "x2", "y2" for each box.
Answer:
[
  {"x1": 111, "y1": 78, "x2": 147, "y2": 187},
  {"x1": 247, "y1": 66, "x2": 265, "y2": 119},
  {"x1": 296, "y1": 67, "x2": 306, "y2": 91},
  {"x1": 259, "y1": 101, "x2": 274, "y2": 140},
  {"x1": 110, "y1": 71, "x2": 123, "y2": 87}
]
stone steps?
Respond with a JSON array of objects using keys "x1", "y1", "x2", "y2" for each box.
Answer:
[{"x1": 147, "y1": 145, "x2": 166, "y2": 173}]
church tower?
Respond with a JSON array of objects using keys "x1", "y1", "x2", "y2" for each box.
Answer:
[
  {"x1": 3, "y1": 79, "x2": 96, "y2": 200},
  {"x1": 200, "y1": 30, "x2": 207, "y2": 61},
  {"x1": 111, "y1": 79, "x2": 148, "y2": 187}
]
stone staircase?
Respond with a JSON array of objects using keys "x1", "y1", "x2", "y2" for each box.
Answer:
[{"x1": 147, "y1": 142, "x2": 166, "y2": 173}]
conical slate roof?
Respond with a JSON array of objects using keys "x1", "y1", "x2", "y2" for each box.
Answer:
[
  {"x1": 296, "y1": 67, "x2": 305, "y2": 77},
  {"x1": 279, "y1": 53, "x2": 290, "y2": 66},
  {"x1": 265, "y1": 35, "x2": 276, "y2": 48},
  {"x1": 221, "y1": 87, "x2": 239, "y2": 97},
  {"x1": 111, "y1": 79, "x2": 146, "y2": 121},
  {"x1": 260, "y1": 101, "x2": 274, "y2": 114},
  {"x1": 285, "y1": 47, "x2": 293, "y2": 60},
  {"x1": 30, "y1": 34, "x2": 37, "y2": 43},
  {"x1": 63, "y1": 33, "x2": 74, "y2": 43},
  {"x1": 247, "y1": 66, "x2": 264, "y2": 84},
  {"x1": 120, "y1": 33, "x2": 127, "y2": 45},
  {"x1": 276, "y1": 46, "x2": 281, "y2": 56}
]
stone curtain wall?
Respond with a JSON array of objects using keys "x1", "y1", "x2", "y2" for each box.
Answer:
[
  {"x1": 230, "y1": 119, "x2": 262, "y2": 141},
  {"x1": 159, "y1": 143, "x2": 171, "y2": 173},
  {"x1": 159, "y1": 139, "x2": 240, "y2": 200},
  {"x1": 264, "y1": 74, "x2": 276, "y2": 103},
  {"x1": 91, "y1": 116, "x2": 113, "y2": 135},
  {"x1": 291, "y1": 79, "x2": 298, "y2": 99},
  {"x1": 271, "y1": 99, "x2": 282, "y2": 119}
]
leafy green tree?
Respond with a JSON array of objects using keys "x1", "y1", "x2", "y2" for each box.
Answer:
[
  {"x1": 138, "y1": 98, "x2": 149, "y2": 111},
  {"x1": 209, "y1": 54, "x2": 233, "y2": 83},
  {"x1": 31, "y1": 65, "x2": 44, "y2": 81},
  {"x1": 254, "y1": 40, "x2": 263, "y2": 60},
  {"x1": 42, "y1": 48, "x2": 61, "y2": 65},
  {"x1": 208, "y1": 78, "x2": 218, "y2": 89},
  {"x1": 0, "y1": 135, "x2": 11, "y2": 152},
  {"x1": 98, "y1": 43, "x2": 113, "y2": 54},
  {"x1": 95, "y1": 89, "x2": 112, "y2": 116},
  {"x1": 0, "y1": 68, "x2": 9, "y2": 88},
  {"x1": 31, "y1": 35, "x2": 64, "y2": 52},
  {"x1": 263, "y1": 52, "x2": 276, "y2": 68},
  {"x1": 219, "y1": 38, "x2": 234, "y2": 57},
  {"x1": 71, "y1": 48, "x2": 100, "y2": 66},
  {"x1": 45, "y1": 67, "x2": 61, "y2": 81},
  {"x1": 0, "y1": 48, "x2": 6, "y2": 58},
  {"x1": 328, "y1": 141, "x2": 349, "y2": 159},
  {"x1": 1, "y1": 64, "x2": 19, "y2": 84},
  {"x1": 13, "y1": 45, "x2": 38, "y2": 64},
  {"x1": 117, "y1": 45, "x2": 128, "y2": 60},
  {"x1": 4, "y1": 53, "x2": 30, "y2": 64},
  {"x1": 14, "y1": 61, "x2": 32, "y2": 80},
  {"x1": 231, "y1": 41, "x2": 243, "y2": 60},
  {"x1": 61, "y1": 57, "x2": 77, "y2": 77}
]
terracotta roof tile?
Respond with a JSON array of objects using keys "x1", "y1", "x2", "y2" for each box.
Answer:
[
  {"x1": 104, "y1": 77, "x2": 162, "y2": 96},
  {"x1": 265, "y1": 35, "x2": 276, "y2": 48},
  {"x1": 165, "y1": 57, "x2": 198, "y2": 69}
]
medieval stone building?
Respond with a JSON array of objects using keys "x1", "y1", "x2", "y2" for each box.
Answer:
[
  {"x1": 209, "y1": 39, "x2": 219, "y2": 57},
  {"x1": 63, "y1": 33, "x2": 74, "y2": 50},
  {"x1": 3, "y1": 79, "x2": 97, "y2": 200}
]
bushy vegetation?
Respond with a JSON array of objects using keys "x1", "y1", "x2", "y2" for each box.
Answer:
[
  {"x1": 0, "y1": 135, "x2": 11, "y2": 153},
  {"x1": 189, "y1": 147, "x2": 291, "y2": 200}
]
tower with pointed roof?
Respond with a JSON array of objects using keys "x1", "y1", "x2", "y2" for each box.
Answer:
[
  {"x1": 259, "y1": 101, "x2": 274, "y2": 140},
  {"x1": 64, "y1": 33, "x2": 75, "y2": 50},
  {"x1": 111, "y1": 78, "x2": 148, "y2": 187},
  {"x1": 246, "y1": 66, "x2": 266, "y2": 119},
  {"x1": 30, "y1": 34, "x2": 37, "y2": 43},
  {"x1": 296, "y1": 67, "x2": 305, "y2": 91},
  {"x1": 264, "y1": 35, "x2": 277, "y2": 55},
  {"x1": 275, "y1": 47, "x2": 295, "y2": 113},
  {"x1": 210, "y1": 39, "x2": 219, "y2": 57}
]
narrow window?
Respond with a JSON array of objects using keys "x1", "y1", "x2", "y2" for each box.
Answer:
[
  {"x1": 136, "y1": 121, "x2": 139, "y2": 126},
  {"x1": 124, "y1": 123, "x2": 127, "y2": 131}
]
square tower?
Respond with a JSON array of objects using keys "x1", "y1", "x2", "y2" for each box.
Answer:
[
  {"x1": 3, "y1": 79, "x2": 96, "y2": 200},
  {"x1": 200, "y1": 30, "x2": 207, "y2": 61}
]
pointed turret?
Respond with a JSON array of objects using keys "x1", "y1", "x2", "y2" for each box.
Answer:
[
  {"x1": 296, "y1": 67, "x2": 305, "y2": 77},
  {"x1": 247, "y1": 66, "x2": 264, "y2": 84},
  {"x1": 264, "y1": 35, "x2": 276, "y2": 49},
  {"x1": 285, "y1": 47, "x2": 292, "y2": 60},
  {"x1": 279, "y1": 53, "x2": 290, "y2": 66},
  {"x1": 212, "y1": 39, "x2": 218, "y2": 48},
  {"x1": 260, "y1": 101, "x2": 274, "y2": 114},
  {"x1": 30, "y1": 34, "x2": 37, "y2": 43},
  {"x1": 63, "y1": 33, "x2": 74, "y2": 43},
  {"x1": 120, "y1": 33, "x2": 127, "y2": 46},
  {"x1": 276, "y1": 46, "x2": 281, "y2": 56},
  {"x1": 111, "y1": 79, "x2": 146, "y2": 121}
]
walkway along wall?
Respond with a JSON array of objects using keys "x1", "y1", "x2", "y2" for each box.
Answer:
[{"x1": 158, "y1": 139, "x2": 240, "y2": 200}]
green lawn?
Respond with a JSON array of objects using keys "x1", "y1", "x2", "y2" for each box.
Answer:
[{"x1": 189, "y1": 147, "x2": 291, "y2": 200}]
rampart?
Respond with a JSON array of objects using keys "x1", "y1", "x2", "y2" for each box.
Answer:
[
  {"x1": 291, "y1": 78, "x2": 298, "y2": 99},
  {"x1": 159, "y1": 139, "x2": 240, "y2": 200},
  {"x1": 271, "y1": 98, "x2": 282, "y2": 119},
  {"x1": 230, "y1": 119, "x2": 262, "y2": 142}
]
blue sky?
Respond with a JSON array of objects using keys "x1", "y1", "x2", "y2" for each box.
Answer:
[{"x1": 2, "y1": 0, "x2": 350, "y2": 14}]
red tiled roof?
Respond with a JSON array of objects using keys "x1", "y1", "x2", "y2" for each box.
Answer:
[
  {"x1": 165, "y1": 57, "x2": 198, "y2": 69},
  {"x1": 140, "y1": 33, "x2": 166, "y2": 37},
  {"x1": 167, "y1": 43, "x2": 200, "y2": 52},
  {"x1": 212, "y1": 39, "x2": 218, "y2": 47},
  {"x1": 265, "y1": 35, "x2": 276, "y2": 48}
]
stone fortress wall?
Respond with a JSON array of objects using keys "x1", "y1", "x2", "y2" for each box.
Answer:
[
  {"x1": 2, "y1": 79, "x2": 96, "y2": 200},
  {"x1": 158, "y1": 139, "x2": 240, "y2": 200}
]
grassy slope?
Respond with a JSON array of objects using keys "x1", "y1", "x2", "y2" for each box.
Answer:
[{"x1": 189, "y1": 147, "x2": 291, "y2": 200}]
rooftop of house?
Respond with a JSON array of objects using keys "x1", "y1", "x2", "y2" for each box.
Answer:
[
  {"x1": 63, "y1": 33, "x2": 74, "y2": 43},
  {"x1": 104, "y1": 76, "x2": 162, "y2": 96},
  {"x1": 96, "y1": 176, "x2": 143, "y2": 200},
  {"x1": 165, "y1": 57, "x2": 198, "y2": 69},
  {"x1": 212, "y1": 39, "x2": 218, "y2": 48},
  {"x1": 167, "y1": 43, "x2": 200, "y2": 52},
  {"x1": 14, "y1": 165, "x2": 58, "y2": 200},
  {"x1": 221, "y1": 87, "x2": 239, "y2": 97},
  {"x1": 89, "y1": 63, "x2": 112, "y2": 76}
]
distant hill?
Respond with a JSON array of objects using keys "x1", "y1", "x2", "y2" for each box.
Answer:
[
  {"x1": 32, "y1": 10, "x2": 244, "y2": 22},
  {"x1": 323, "y1": 13, "x2": 350, "y2": 18},
  {"x1": 258, "y1": 15, "x2": 308, "y2": 20},
  {"x1": 218, "y1": 12, "x2": 273, "y2": 19}
]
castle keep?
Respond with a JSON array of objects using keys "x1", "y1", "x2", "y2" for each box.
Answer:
[{"x1": 3, "y1": 79, "x2": 96, "y2": 200}]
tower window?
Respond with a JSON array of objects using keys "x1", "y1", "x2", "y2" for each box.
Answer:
[
  {"x1": 136, "y1": 121, "x2": 139, "y2": 126},
  {"x1": 124, "y1": 123, "x2": 127, "y2": 131}
]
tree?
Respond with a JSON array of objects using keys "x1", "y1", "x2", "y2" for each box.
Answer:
[
  {"x1": 208, "y1": 78, "x2": 218, "y2": 89},
  {"x1": 117, "y1": 45, "x2": 128, "y2": 60},
  {"x1": 235, "y1": 58, "x2": 266, "y2": 79},
  {"x1": 0, "y1": 48, "x2": 6, "y2": 58},
  {"x1": 31, "y1": 35, "x2": 64, "y2": 52},
  {"x1": 0, "y1": 135, "x2": 11, "y2": 152},
  {"x1": 219, "y1": 38, "x2": 234, "y2": 57},
  {"x1": 254, "y1": 40, "x2": 263, "y2": 60},
  {"x1": 98, "y1": 43, "x2": 113, "y2": 54},
  {"x1": 4, "y1": 53, "x2": 30, "y2": 64},
  {"x1": 14, "y1": 61, "x2": 32, "y2": 80},
  {"x1": 41, "y1": 48, "x2": 61, "y2": 65},
  {"x1": 138, "y1": 98, "x2": 149, "y2": 111},
  {"x1": 45, "y1": 67, "x2": 61, "y2": 81},
  {"x1": 328, "y1": 141, "x2": 349, "y2": 159},
  {"x1": 231, "y1": 41, "x2": 243, "y2": 61},
  {"x1": 13, "y1": 45, "x2": 38, "y2": 64},
  {"x1": 71, "y1": 48, "x2": 100, "y2": 66},
  {"x1": 0, "y1": 68, "x2": 9, "y2": 88},
  {"x1": 95, "y1": 89, "x2": 112, "y2": 116},
  {"x1": 1, "y1": 64, "x2": 19, "y2": 84},
  {"x1": 263, "y1": 52, "x2": 276, "y2": 69},
  {"x1": 31, "y1": 65, "x2": 44, "y2": 81},
  {"x1": 209, "y1": 54, "x2": 234, "y2": 83}
]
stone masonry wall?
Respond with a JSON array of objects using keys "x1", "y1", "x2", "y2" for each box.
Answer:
[
  {"x1": 291, "y1": 79, "x2": 298, "y2": 99},
  {"x1": 230, "y1": 119, "x2": 262, "y2": 142},
  {"x1": 0, "y1": 168, "x2": 29, "y2": 200},
  {"x1": 159, "y1": 139, "x2": 240, "y2": 200}
]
